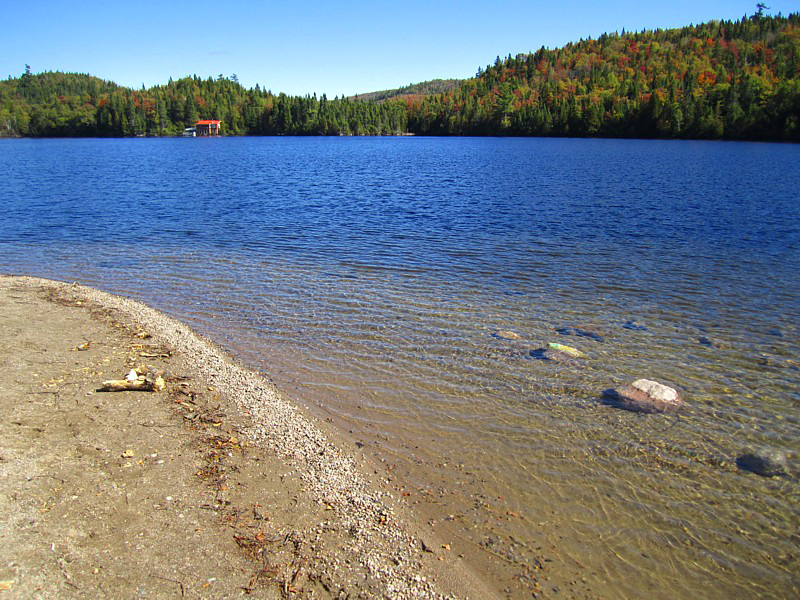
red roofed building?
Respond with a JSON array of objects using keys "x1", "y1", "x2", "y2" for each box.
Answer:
[{"x1": 195, "y1": 119, "x2": 221, "y2": 136}]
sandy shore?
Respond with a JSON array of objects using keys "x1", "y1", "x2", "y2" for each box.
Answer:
[{"x1": 0, "y1": 275, "x2": 493, "y2": 599}]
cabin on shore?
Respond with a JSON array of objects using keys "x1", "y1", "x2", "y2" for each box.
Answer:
[{"x1": 195, "y1": 119, "x2": 221, "y2": 136}]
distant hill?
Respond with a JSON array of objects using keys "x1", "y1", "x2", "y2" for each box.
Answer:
[
  {"x1": 1, "y1": 13, "x2": 797, "y2": 140},
  {"x1": 350, "y1": 79, "x2": 463, "y2": 102},
  {"x1": 0, "y1": 70, "x2": 120, "y2": 136},
  {"x1": 407, "y1": 13, "x2": 800, "y2": 140},
  {"x1": 0, "y1": 72, "x2": 407, "y2": 137}
]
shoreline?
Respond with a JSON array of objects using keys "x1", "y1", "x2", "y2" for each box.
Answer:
[{"x1": 0, "y1": 275, "x2": 493, "y2": 598}]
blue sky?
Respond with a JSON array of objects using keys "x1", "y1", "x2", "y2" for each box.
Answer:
[{"x1": 2, "y1": 1, "x2": 795, "y2": 96}]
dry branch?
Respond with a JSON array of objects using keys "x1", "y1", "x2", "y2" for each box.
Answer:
[{"x1": 98, "y1": 366, "x2": 165, "y2": 392}]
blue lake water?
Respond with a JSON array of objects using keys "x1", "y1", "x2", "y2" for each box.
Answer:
[{"x1": 2, "y1": 136, "x2": 799, "y2": 597}]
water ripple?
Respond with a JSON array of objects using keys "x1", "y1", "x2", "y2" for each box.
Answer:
[{"x1": 1, "y1": 137, "x2": 799, "y2": 597}]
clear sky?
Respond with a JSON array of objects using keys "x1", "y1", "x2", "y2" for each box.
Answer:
[{"x1": 2, "y1": 1, "x2": 796, "y2": 97}]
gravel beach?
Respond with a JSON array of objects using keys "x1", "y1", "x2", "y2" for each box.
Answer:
[{"x1": 0, "y1": 275, "x2": 492, "y2": 598}]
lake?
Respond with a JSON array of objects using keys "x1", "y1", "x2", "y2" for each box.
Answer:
[{"x1": 2, "y1": 136, "x2": 798, "y2": 597}]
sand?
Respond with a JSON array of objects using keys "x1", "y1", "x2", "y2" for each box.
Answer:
[{"x1": 0, "y1": 275, "x2": 494, "y2": 599}]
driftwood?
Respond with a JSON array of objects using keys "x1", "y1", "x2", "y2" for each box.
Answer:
[{"x1": 98, "y1": 366, "x2": 165, "y2": 392}]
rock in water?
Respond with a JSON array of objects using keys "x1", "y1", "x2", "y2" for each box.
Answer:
[
  {"x1": 530, "y1": 348, "x2": 579, "y2": 363},
  {"x1": 493, "y1": 330, "x2": 521, "y2": 341},
  {"x1": 736, "y1": 449, "x2": 788, "y2": 477},
  {"x1": 556, "y1": 325, "x2": 605, "y2": 341},
  {"x1": 698, "y1": 336, "x2": 722, "y2": 348},
  {"x1": 605, "y1": 379, "x2": 683, "y2": 413},
  {"x1": 547, "y1": 342, "x2": 586, "y2": 358}
]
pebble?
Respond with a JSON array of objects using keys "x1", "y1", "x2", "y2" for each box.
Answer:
[
  {"x1": 698, "y1": 336, "x2": 722, "y2": 348},
  {"x1": 555, "y1": 325, "x2": 604, "y2": 342},
  {"x1": 493, "y1": 330, "x2": 521, "y2": 341},
  {"x1": 546, "y1": 343, "x2": 586, "y2": 358},
  {"x1": 529, "y1": 348, "x2": 579, "y2": 363}
]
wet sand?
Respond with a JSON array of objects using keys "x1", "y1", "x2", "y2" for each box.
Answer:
[{"x1": 0, "y1": 275, "x2": 493, "y2": 598}]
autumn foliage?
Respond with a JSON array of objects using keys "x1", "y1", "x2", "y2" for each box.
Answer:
[
  {"x1": 407, "y1": 13, "x2": 800, "y2": 140},
  {"x1": 1, "y1": 13, "x2": 797, "y2": 140}
]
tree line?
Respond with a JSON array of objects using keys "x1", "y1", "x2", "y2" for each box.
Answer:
[
  {"x1": 0, "y1": 71, "x2": 408, "y2": 137},
  {"x1": 1, "y1": 12, "x2": 797, "y2": 140},
  {"x1": 408, "y1": 12, "x2": 800, "y2": 140}
]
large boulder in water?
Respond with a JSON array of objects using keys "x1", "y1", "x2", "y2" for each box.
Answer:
[
  {"x1": 736, "y1": 448, "x2": 788, "y2": 477},
  {"x1": 604, "y1": 379, "x2": 683, "y2": 413}
]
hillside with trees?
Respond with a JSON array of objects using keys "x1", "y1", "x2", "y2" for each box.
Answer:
[
  {"x1": 408, "y1": 12, "x2": 800, "y2": 140},
  {"x1": 1, "y1": 12, "x2": 797, "y2": 140},
  {"x1": 350, "y1": 79, "x2": 462, "y2": 102},
  {"x1": 0, "y1": 70, "x2": 408, "y2": 137}
]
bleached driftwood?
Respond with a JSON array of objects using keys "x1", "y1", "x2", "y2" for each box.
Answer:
[{"x1": 98, "y1": 366, "x2": 165, "y2": 392}]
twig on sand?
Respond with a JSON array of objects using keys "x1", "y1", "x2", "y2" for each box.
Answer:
[
  {"x1": 151, "y1": 575, "x2": 185, "y2": 597},
  {"x1": 51, "y1": 545, "x2": 78, "y2": 589},
  {"x1": 28, "y1": 390, "x2": 62, "y2": 406},
  {"x1": 29, "y1": 381, "x2": 82, "y2": 406}
]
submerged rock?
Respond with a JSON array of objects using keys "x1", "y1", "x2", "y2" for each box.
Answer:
[
  {"x1": 530, "y1": 348, "x2": 579, "y2": 363},
  {"x1": 547, "y1": 342, "x2": 586, "y2": 358},
  {"x1": 622, "y1": 320, "x2": 648, "y2": 332},
  {"x1": 756, "y1": 355, "x2": 774, "y2": 367},
  {"x1": 556, "y1": 325, "x2": 605, "y2": 341},
  {"x1": 604, "y1": 379, "x2": 683, "y2": 413},
  {"x1": 736, "y1": 448, "x2": 788, "y2": 477},
  {"x1": 493, "y1": 330, "x2": 521, "y2": 341},
  {"x1": 698, "y1": 336, "x2": 722, "y2": 348}
]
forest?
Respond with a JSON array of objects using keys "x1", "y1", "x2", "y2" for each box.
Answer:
[
  {"x1": 407, "y1": 12, "x2": 800, "y2": 140},
  {"x1": 1, "y1": 12, "x2": 798, "y2": 140},
  {"x1": 350, "y1": 79, "x2": 463, "y2": 103},
  {"x1": 0, "y1": 70, "x2": 408, "y2": 137}
]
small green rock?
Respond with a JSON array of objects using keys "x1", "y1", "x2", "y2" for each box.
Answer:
[{"x1": 547, "y1": 342, "x2": 586, "y2": 358}]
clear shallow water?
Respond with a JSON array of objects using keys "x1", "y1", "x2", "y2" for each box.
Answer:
[{"x1": 2, "y1": 137, "x2": 799, "y2": 597}]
